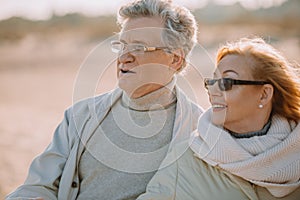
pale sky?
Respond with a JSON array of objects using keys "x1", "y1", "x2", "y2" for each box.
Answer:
[{"x1": 0, "y1": 0, "x2": 288, "y2": 21}]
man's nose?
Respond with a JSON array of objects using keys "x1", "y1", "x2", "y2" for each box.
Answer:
[{"x1": 118, "y1": 51, "x2": 135, "y2": 64}]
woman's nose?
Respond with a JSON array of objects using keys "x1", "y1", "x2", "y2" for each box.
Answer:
[
  {"x1": 207, "y1": 82, "x2": 222, "y2": 97},
  {"x1": 207, "y1": 83, "x2": 224, "y2": 104}
]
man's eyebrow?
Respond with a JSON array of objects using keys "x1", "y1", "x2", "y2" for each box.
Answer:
[
  {"x1": 131, "y1": 40, "x2": 147, "y2": 45},
  {"x1": 120, "y1": 39, "x2": 127, "y2": 44},
  {"x1": 119, "y1": 39, "x2": 147, "y2": 45}
]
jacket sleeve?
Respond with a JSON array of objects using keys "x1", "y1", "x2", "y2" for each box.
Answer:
[
  {"x1": 6, "y1": 109, "x2": 73, "y2": 200},
  {"x1": 192, "y1": 103, "x2": 204, "y2": 126}
]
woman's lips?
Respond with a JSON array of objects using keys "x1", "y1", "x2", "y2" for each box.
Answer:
[{"x1": 211, "y1": 104, "x2": 227, "y2": 111}]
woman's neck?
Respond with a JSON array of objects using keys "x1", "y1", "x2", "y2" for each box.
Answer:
[
  {"x1": 224, "y1": 108, "x2": 272, "y2": 134},
  {"x1": 227, "y1": 119, "x2": 272, "y2": 138}
]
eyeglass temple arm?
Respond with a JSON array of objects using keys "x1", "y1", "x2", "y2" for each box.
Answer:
[{"x1": 232, "y1": 80, "x2": 270, "y2": 85}]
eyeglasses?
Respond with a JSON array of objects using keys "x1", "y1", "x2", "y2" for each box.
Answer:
[
  {"x1": 204, "y1": 78, "x2": 270, "y2": 91},
  {"x1": 110, "y1": 40, "x2": 170, "y2": 55}
]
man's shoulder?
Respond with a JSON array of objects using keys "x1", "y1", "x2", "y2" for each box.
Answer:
[{"x1": 68, "y1": 88, "x2": 122, "y2": 117}]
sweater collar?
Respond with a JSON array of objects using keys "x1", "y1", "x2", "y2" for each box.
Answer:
[
  {"x1": 228, "y1": 119, "x2": 272, "y2": 138},
  {"x1": 121, "y1": 77, "x2": 177, "y2": 111}
]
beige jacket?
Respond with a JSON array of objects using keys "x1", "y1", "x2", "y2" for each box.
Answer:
[
  {"x1": 6, "y1": 86, "x2": 202, "y2": 200},
  {"x1": 137, "y1": 140, "x2": 300, "y2": 200}
]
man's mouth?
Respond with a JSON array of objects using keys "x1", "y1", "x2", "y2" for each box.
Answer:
[{"x1": 120, "y1": 69, "x2": 135, "y2": 74}]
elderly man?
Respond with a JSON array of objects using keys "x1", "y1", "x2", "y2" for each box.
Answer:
[{"x1": 6, "y1": 0, "x2": 202, "y2": 199}]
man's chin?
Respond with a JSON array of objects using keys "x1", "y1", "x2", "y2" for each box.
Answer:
[
  {"x1": 119, "y1": 79, "x2": 168, "y2": 99},
  {"x1": 118, "y1": 81, "x2": 139, "y2": 98}
]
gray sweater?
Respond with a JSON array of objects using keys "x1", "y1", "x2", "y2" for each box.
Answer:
[{"x1": 77, "y1": 85, "x2": 177, "y2": 200}]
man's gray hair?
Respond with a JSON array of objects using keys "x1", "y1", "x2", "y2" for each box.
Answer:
[{"x1": 117, "y1": 0, "x2": 198, "y2": 69}]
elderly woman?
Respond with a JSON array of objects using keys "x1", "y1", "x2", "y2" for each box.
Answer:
[
  {"x1": 138, "y1": 37, "x2": 300, "y2": 200},
  {"x1": 6, "y1": 0, "x2": 202, "y2": 199}
]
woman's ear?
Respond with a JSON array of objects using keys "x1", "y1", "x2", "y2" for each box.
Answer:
[
  {"x1": 170, "y1": 48, "x2": 185, "y2": 72},
  {"x1": 260, "y1": 84, "x2": 274, "y2": 105}
]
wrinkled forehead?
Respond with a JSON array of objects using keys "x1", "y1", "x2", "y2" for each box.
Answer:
[
  {"x1": 119, "y1": 28, "x2": 164, "y2": 45},
  {"x1": 120, "y1": 17, "x2": 165, "y2": 45}
]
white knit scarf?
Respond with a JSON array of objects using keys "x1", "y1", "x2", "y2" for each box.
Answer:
[{"x1": 189, "y1": 108, "x2": 300, "y2": 198}]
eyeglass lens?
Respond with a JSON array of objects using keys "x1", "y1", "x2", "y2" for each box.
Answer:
[
  {"x1": 205, "y1": 79, "x2": 233, "y2": 91},
  {"x1": 111, "y1": 41, "x2": 145, "y2": 55}
]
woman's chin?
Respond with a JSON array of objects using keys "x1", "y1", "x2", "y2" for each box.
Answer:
[{"x1": 211, "y1": 114, "x2": 225, "y2": 127}]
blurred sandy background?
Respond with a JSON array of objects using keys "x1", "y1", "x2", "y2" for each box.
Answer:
[{"x1": 0, "y1": 0, "x2": 299, "y2": 198}]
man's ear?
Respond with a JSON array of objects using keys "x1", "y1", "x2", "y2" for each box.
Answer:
[
  {"x1": 259, "y1": 84, "x2": 274, "y2": 106},
  {"x1": 170, "y1": 48, "x2": 185, "y2": 72}
]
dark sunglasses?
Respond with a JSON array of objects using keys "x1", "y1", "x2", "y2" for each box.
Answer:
[{"x1": 204, "y1": 78, "x2": 270, "y2": 91}]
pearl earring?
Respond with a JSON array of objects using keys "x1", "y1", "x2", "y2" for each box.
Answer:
[{"x1": 259, "y1": 104, "x2": 263, "y2": 108}]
